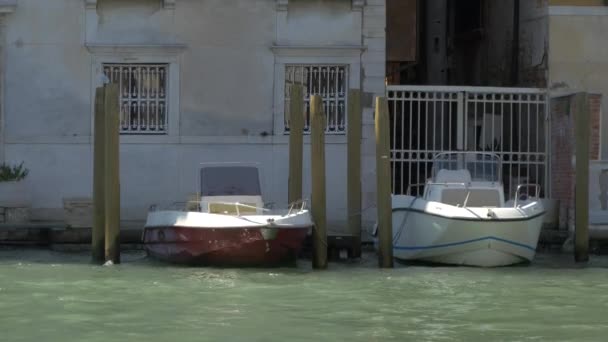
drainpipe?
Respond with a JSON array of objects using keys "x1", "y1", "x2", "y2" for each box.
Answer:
[{"x1": 511, "y1": 0, "x2": 520, "y2": 86}]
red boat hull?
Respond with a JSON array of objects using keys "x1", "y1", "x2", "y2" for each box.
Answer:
[{"x1": 142, "y1": 226, "x2": 310, "y2": 267}]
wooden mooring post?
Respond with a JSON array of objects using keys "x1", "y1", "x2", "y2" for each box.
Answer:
[
  {"x1": 347, "y1": 89, "x2": 362, "y2": 258},
  {"x1": 375, "y1": 96, "x2": 393, "y2": 268},
  {"x1": 92, "y1": 83, "x2": 121, "y2": 265},
  {"x1": 310, "y1": 95, "x2": 328, "y2": 269},
  {"x1": 574, "y1": 92, "x2": 590, "y2": 262},
  {"x1": 92, "y1": 87, "x2": 106, "y2": 264},
  {"x1": 104, "y1": 84, "x2": 121, "y2": 264},
  {"x1": 288, "y1": 85, "x2": 304, "y2": 205}
]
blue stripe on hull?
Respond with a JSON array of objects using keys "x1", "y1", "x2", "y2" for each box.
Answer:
[{"x1": 393, "y1": 236, "x2": 536, "y2": 252}]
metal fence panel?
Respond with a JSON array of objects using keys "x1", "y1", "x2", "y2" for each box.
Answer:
[{"x1": 387, "y1": 86, "x2": 549, "y2": 200}]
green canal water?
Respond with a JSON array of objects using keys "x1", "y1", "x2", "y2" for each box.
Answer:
[{"x1": 1, "y1": 248, "x2": 608, "y2": 341}]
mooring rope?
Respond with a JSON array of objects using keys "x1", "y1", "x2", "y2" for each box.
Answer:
[
  {"x1": 312, "y1": 228, "x2": 328, "y2": 247},
  {"x1": 391, "y1": 198, "x2": 417, "y2": 244},
  {"x1": 347, "y1": 204, "x2": 378, "y2": 217}
]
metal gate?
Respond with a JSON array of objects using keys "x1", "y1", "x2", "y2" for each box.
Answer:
[{"x1": 387, "y1": 85, "x2": 549, "y2": 200}]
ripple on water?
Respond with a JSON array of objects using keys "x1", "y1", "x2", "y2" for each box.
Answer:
[{"x1": 2, "y1": 250, "x2": 608, "y2": 341}]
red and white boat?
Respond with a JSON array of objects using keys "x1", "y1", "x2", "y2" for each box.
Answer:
[{"x1": 142, "y1": 164, "x2": 312, "y2": 266}]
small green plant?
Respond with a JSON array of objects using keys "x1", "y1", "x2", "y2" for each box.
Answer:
[{"x1": 0, "y1": 162, "x2": 29, "y2": 182}]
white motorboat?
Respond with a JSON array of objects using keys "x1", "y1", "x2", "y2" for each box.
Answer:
[
  {"x1": 385, "y1": 152, "x2": 545, "y2": 267},
  {"x1": 142, "y1": 163, "x2": 313, "y2": 266}
]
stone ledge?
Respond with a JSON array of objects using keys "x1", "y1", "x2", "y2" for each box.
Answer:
[
  {"x1": 3, "y1": 207, "x2": 30, "y2": 224},
  {"x1": 85, "y1": 43, "x2": 188, "y2": 56},
  {"x1": 85, "y1": 0, "x2": 175, "y2": 10},
  {"x1": 271, "y1": 44, "x2": 367, "y2": 57},
  {"x1": 277, "y1": 0, "x2": 365, "y2": 12},
  {"x1": 549, "y1": 6, "x2": 608, "y2": 16},
  {"x1": 0, "y1": 223, "x2": 144, "y2": 245}
]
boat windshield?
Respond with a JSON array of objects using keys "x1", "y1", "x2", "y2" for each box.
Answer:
[
  {"x1": 200, "y1": 166, "x2": 262, "y2": 196},
  {"x1": 432, "y1": 152, "x2": 501, "y2": 183}
]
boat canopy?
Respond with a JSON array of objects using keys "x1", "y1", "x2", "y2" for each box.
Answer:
[
  {"x1": 431, "y1": 152, "x2": 501, "y2": 183},
  {"x1": 200, "y1": 165, "x2": 262, "y2": 196}
]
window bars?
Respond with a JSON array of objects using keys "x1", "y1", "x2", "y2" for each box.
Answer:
[
  {"x1": 103, "y1": 64, "x2": 169, "y2": 134},
  {"x1": 284, "y1": 64, "x2": 348, "y2": 134}
]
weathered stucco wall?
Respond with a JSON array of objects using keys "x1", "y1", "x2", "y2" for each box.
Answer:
[
  {"x1": 469, "y1": 0, "x2": 548, "y2": 87},
  {"x1": 519, "y1": 0, "x2": 548, "y2": 87},
  {"x1": 277, "y1": 0, "x2": 362, "y2": 45},
  {"x1": 5, "y1": 0, "x2": 90, "y2": 141},
  {"x1": 361, "y1": 0, "x2": 386, "y2": 231},
  {"x1": 176, "y1": 0, "x2": 276, "y2": 137},
  {"x1": 434, "y1": 0, "x2": 548, "y2": 87},
  {"x1": 1, "y1": 0, "x2": 386, "y2": 235},
  {"x1": 479, "y1": 0, "x2": 515, "y2": 86},
  {"x1": 548, "y1": 7, "x2": 608, "y2": 159}
]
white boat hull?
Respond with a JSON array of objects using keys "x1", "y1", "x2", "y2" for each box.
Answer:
[{"x1": 391, "y1": 195, "x2": 545, "y2": 267}]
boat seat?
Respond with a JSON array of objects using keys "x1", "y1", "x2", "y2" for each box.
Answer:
[
  {"x1": 435, "y1": 169, "x2": 472, "y2": 184},
  {"x1": 201, "y1": 195, "x2": 264, "y2": 215},
  {"x1": 208, "y1": 202, "x2": 257, "y2": 215},
  {"x1": 441, "y1": 189, "x2": 502, "y2": 207}
]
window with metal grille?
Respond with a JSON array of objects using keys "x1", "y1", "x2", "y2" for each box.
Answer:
[
  {"x1": 103, "y1": 63, "x2": 169, "y2": 134},
  {"x1": 284, "y1": 64, "x2": 348, "y2": 134}
]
